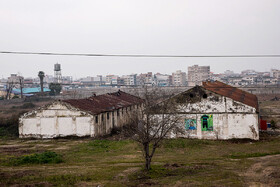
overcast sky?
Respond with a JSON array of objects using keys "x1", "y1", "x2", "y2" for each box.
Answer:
[{"x1": 0, "y1": 0, "x2": 279, "y2": 79}]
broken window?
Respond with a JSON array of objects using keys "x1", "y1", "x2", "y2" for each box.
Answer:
[
  {"x1": 117, "y1": 110, "x2": 119, "y2": 116},
  {"x1": 101, "y1": 114, "x2": 104, "y2": 121},
  {"x1": 107, "y1": 113, "x2": 110, "y2": 119}
]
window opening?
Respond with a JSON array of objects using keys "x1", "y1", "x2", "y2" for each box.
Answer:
[{"x1": 95, "y1": 116, "x2": 98, "y2": 123}]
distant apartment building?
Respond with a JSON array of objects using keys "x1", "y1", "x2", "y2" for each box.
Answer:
[
  {"x1": 188, "y1": 65, "x2": 210, "y2": 86},
  {"x1": 137, "y1": 72, "x2": 154, "y2": 86},
  {"x1": 122, "y1": 74, "x2": 137, "y2": 86},
  {"x1": 172, "y1": 70, "x2": 186, "y2": 86},
  {"x1": 8, "y1": 74, "x2": 24, "y2": 89},
  {"x1": 80, "y1": 76, "x2": 105, "y2": 86},
  {"x1": 106, "y1": 75, "x2": 119, "y2": 86}
]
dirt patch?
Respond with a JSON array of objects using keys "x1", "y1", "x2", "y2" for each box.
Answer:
[{"x1": 242, "y1": 155, "x2": 280, "y2": 186}]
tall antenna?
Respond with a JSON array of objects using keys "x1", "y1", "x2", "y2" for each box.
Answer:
[{"x1": 54, "y1": 63, "x2": 62, "y2": 83}]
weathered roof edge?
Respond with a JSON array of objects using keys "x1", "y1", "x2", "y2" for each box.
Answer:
[
  {"x1": 62, "y1": 90, "x2": 144, "y2": 115},
  {"x1": 20, "y1": 100, "x2": 93, "y2": 119},
  {"x1": 202, "y1": 81, "x2": 259, "y2": 111}
]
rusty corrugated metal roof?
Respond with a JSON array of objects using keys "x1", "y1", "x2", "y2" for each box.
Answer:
[
  {"x1": 63, "y1": 91, "x2": 144, "y2": 115},
  {"x1": 202, "y1": 81, "x2": 258, "y2": 110}
]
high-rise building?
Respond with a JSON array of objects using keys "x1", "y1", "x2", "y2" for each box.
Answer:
[
  {"x1": 188, "y1": 65, "x2": 210, "y2": 86},
  {"x1": 172, "y1": 70, "x2": 186, "y2": 86}
]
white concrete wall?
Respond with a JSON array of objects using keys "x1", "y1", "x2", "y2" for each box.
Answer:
[{"x1": 19, "y1": 102, "x2": 94, "y2": 138}]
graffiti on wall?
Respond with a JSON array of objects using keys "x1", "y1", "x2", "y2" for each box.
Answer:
[
  {"x1": 201, "y1": 114, "x2": 213, "y2": 131},
  {"x1": 185, "y1": 119, "x2": 197, "y2": 130}
]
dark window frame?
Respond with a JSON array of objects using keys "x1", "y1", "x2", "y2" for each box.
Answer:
[
  {"x1": 95, "y1": 116, "x2": 98, "y2": 123},
  {"x1": 107, "y1": 112, "x2": 110, "y2": 119}
]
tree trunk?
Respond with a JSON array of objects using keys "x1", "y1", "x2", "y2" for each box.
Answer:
[
  {"x1": 145, "y1": 157, "x2": 151, "y2": 170},
  {"x1": 40, "y1": 78, "x2": 43, "y2": 93},
  {"x1": 144, "y1": 143, "x2": 151, "y2": 170}
]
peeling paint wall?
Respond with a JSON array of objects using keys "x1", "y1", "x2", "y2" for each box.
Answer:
[{"x1": 171, "y1": 87, "x2": 259, "y2": 140}]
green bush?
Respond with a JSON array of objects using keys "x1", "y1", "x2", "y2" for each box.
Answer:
[{"x1": 9, "y1": 151, "x2": 63, "y2": 166}]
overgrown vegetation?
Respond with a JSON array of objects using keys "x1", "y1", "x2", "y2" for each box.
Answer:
[
  {"x1": 0, "y1": 137, "x2": 280, "y2": 186},
  {"x1": 49, "y1": 83, "x2": 62, "y2": 95},
  {"x1": 8, "y1": 151, "x2": 63, "y2": 166},
  {"x1": 0, "y1": 115, "x2": 19, "y2": 138}
]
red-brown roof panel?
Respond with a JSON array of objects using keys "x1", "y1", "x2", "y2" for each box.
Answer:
[
  {"x1": 63, "y1": 91, "x2": 144, "y2": 115},
  {"x1": 202, "y1": 81, "x2": 258, "y2": 111}
]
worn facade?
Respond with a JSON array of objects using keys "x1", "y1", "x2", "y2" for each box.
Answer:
[
  {"x1": 170, "y1": 81, "x2": 259, "y2": 140},
  {"x1": 19, "y1": 91, "x2": 143, "y2": 138}
]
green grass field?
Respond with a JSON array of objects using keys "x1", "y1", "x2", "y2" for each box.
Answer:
[{"x1": 1, "y1": 135, "x2": 280, "y2": 186}]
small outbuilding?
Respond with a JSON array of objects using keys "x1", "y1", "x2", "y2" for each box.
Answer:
[
  {"x1": 19, "y1": 91, "x2": 143, "y2": 138},
  {"x1": 170, "y1": 81, "x2": 259, "y2": 140}
]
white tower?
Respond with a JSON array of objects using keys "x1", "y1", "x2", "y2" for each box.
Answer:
[{"x1": 54, "y1": 63, "x2": 62, "y2": 83}]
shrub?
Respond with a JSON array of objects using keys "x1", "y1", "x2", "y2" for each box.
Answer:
[
  {"x1": 0, "y1": 115, "x2": 19, "y2": 137},
  {"x1": 9, "y1": 151, "x2": 63, "y2": 166}
]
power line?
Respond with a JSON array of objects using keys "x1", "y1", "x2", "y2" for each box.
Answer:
[{"x1": 1, "y1": 51, "x2": 280, "y2": 58}]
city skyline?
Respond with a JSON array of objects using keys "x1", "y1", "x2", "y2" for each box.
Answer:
[{"x1": 1, "y1": 60, "x2": 280, "y2": 79}]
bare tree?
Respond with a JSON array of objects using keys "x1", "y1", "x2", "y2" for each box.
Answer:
[
  {"x1": 5, "y1": 81, "x2": 15, "y2": 100},
  {"x1": 126, "y1": 87, "x2": 182, "y2": 170}
]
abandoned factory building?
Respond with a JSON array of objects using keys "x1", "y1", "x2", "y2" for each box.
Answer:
[
  {"x1": 19, "y1": 91, "x2": 144, "y2": 138},
  {"x1": 171, "y1": 81, "x2": 259, "y2": 140}
]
